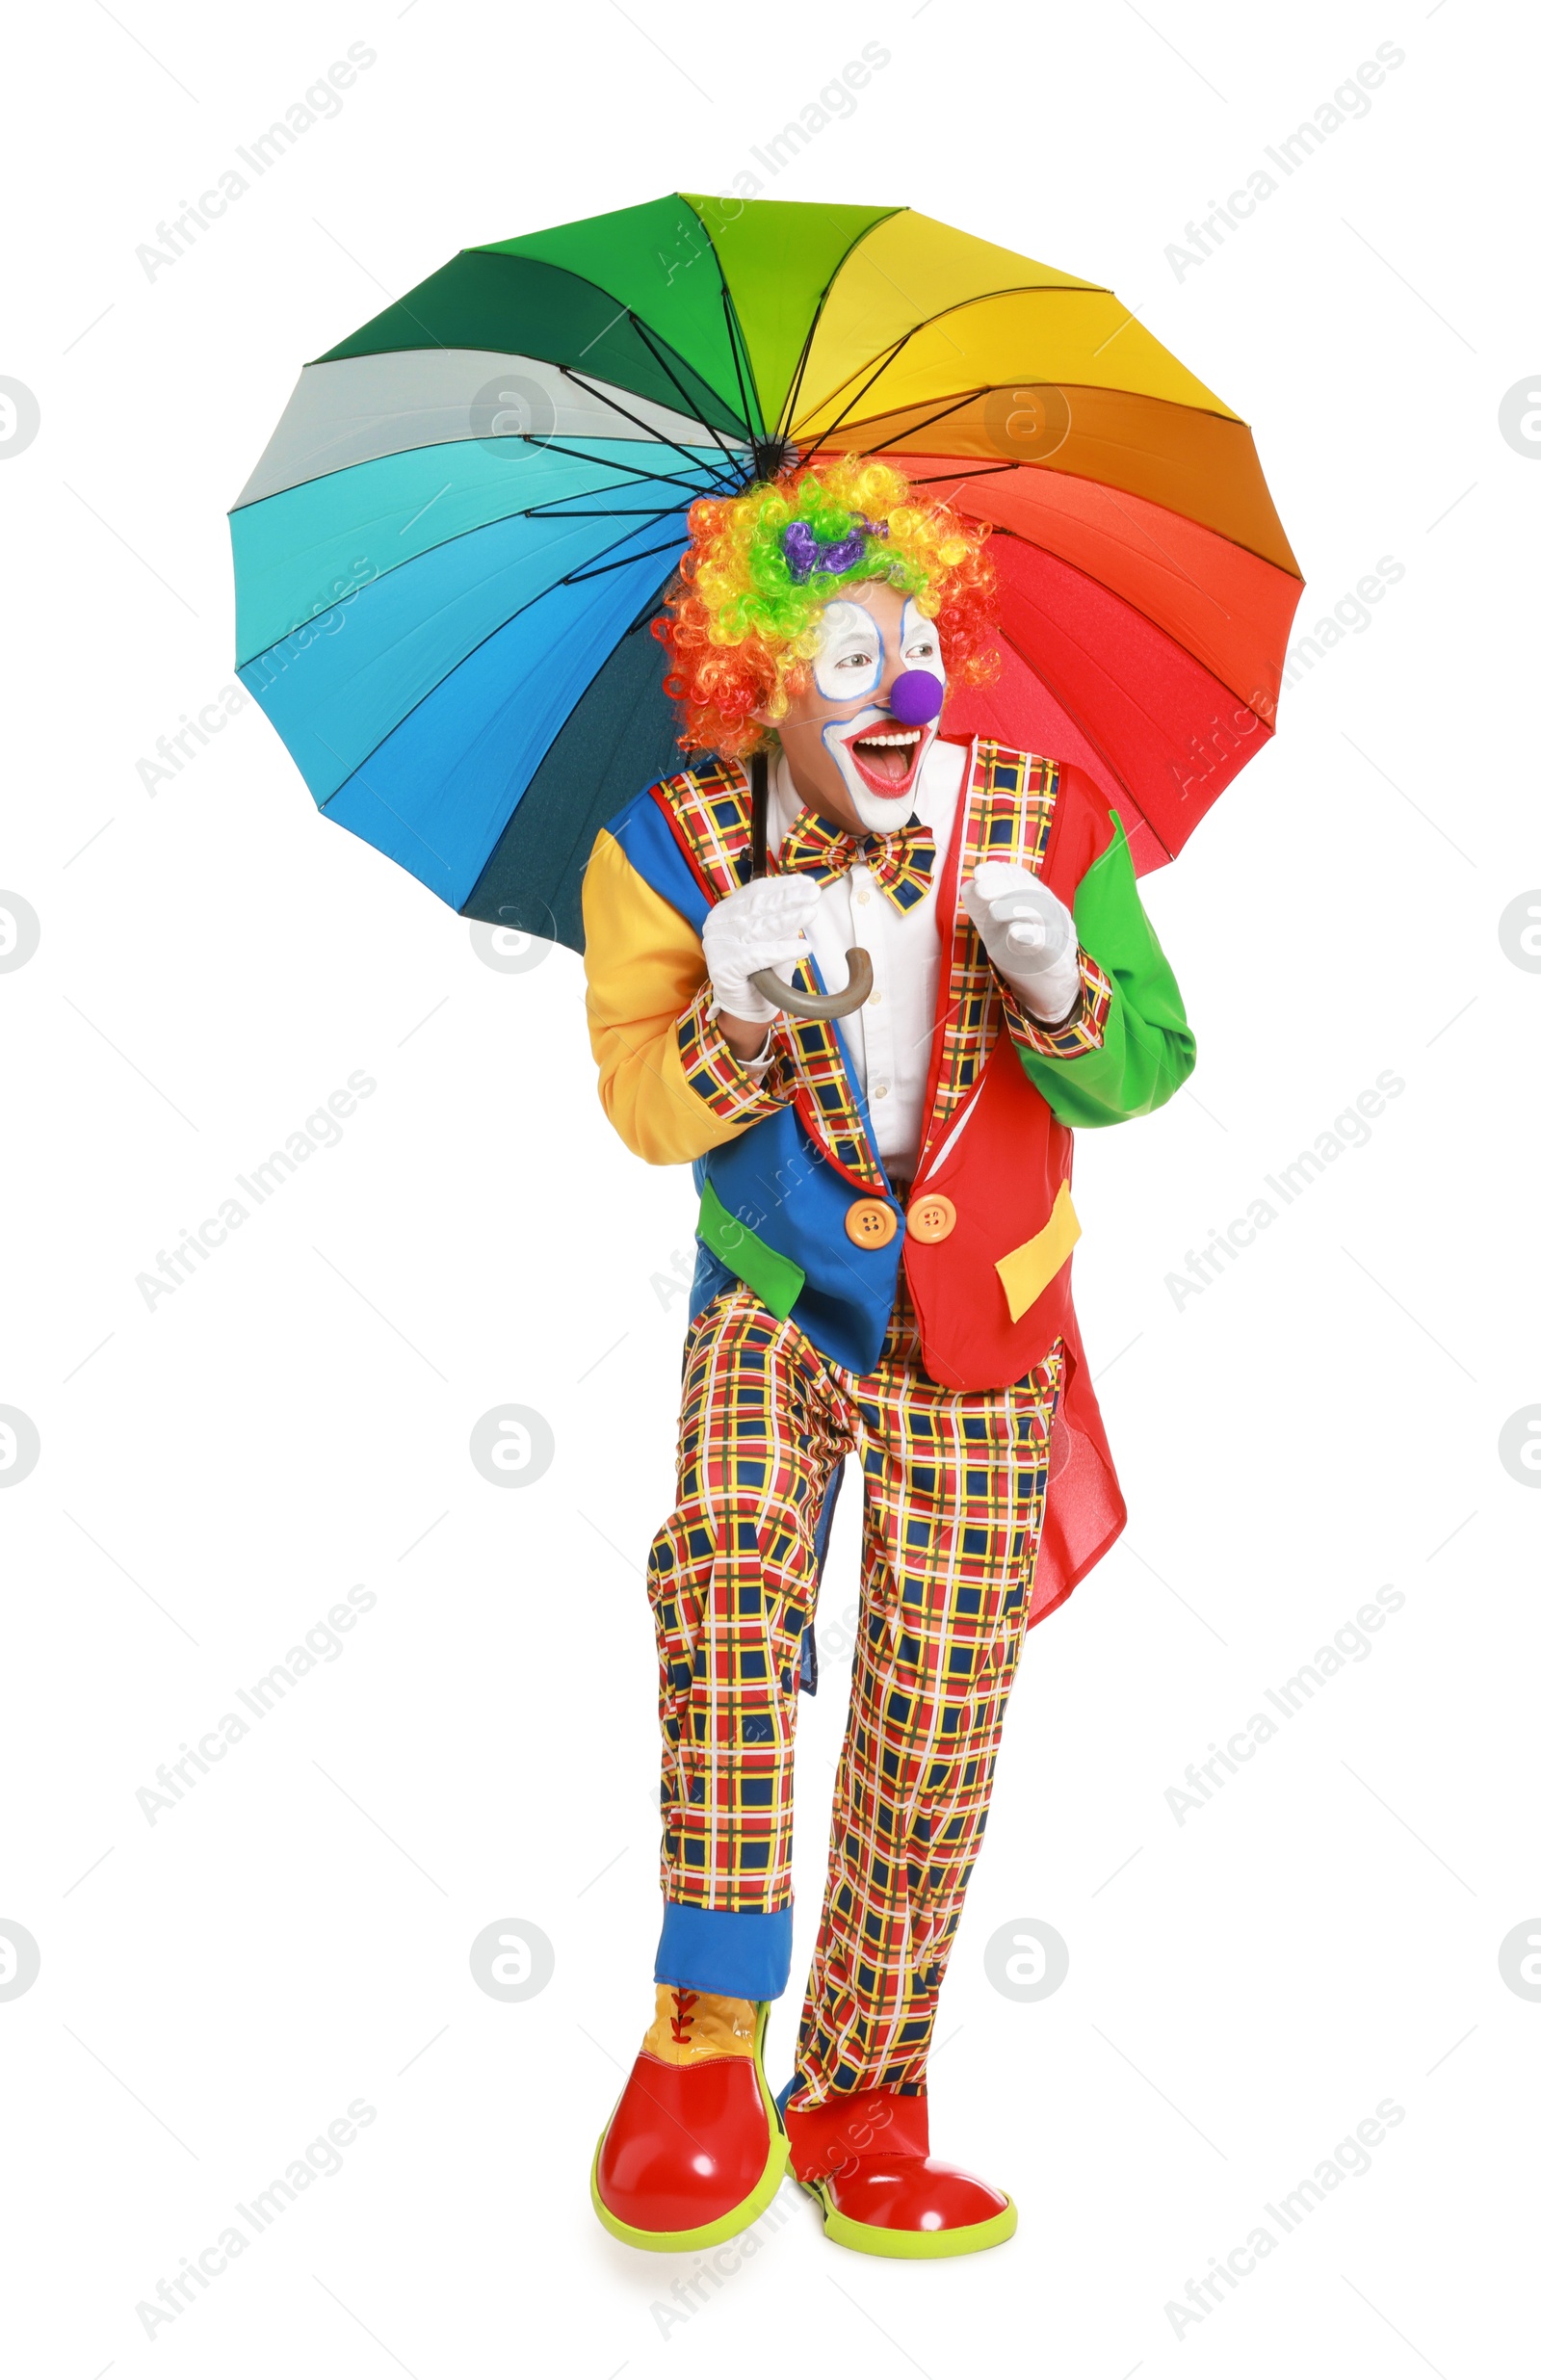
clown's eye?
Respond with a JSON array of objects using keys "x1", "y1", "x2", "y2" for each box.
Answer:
[{"x1": 834, "y1": 647, "x2": 875, "y2": 670}]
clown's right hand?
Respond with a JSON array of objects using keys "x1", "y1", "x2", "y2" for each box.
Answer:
[{"x1": 702, "y1": 875, "x2": 822, "y2": 1031}]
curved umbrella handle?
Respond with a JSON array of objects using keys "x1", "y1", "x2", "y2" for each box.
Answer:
[
  {"x1": 744, "y1": 749, "x2": 874, "y2": 1019},
  {"x1": 750, "y1": 949, "x2": 875, "y2": 1021}
]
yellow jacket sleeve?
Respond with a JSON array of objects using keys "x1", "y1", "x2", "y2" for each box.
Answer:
[{"x1": 583, "y1": 826, "x2": 783, "y2": 1167}]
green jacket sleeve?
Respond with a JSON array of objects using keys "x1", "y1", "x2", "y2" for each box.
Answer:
[{"x1": 1009, "y1": 812, "x2": 1196, "y2": 1128}]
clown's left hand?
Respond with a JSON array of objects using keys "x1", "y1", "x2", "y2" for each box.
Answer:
[{"x1": 963, "y1": 862, "x2": 1083, "y2": 1024}]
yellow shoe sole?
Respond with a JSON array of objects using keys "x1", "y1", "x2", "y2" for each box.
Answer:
[{"x1": 797, "y1": 2172, "x2": 1018, "y2": 2260}]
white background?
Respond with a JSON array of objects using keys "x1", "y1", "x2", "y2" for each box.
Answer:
[{"x1": 3, "y1": 1, "x2": 1536, "y2": 2373}]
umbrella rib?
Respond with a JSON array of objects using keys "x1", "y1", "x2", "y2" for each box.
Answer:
[
  {"x1": 676, "y1": 191, "x2": 767, "y2": 445},
  {"x1": 509, "y1": 433, "x2": 728, "y2": 493},
  {"x1": 620, "y1": 584, "x2": 674, "y2": 640},
  {"x1": 839, "y1": 385, "x2": 992, "y2": 459},
  {"x1": 901, "y1": 461, "x2": 1021, "y2": 484},
  {"x1": 631, "y1": 314, "x2": 746, "y2": 454},
  {"x1": 559, "y1": 363, "x2": 742, "y2": 482},
  {"x1": 790, "y1": 329, "x2": 917, "y2": 450},
  {"x1": 520, "y1": 459, "x2": 720, "y2": 521},
  {"x1": 531, "y1": 504, "x2": 694, "y2": 549},
  {"x1": 719, "y1": 285, "x2": 766, "y2": 453},
  {"x1": 560, "y1": 535, "x2": 692, "y2": 586},
  {"x1": 624, "y1": 309, "x2": 749, "y2": 464},
  {"x1": 773, "y1": 208, "x2": 905, "y2": 446},
  {"x1": 776, "y1": 310, "x2": 834, "y2": 448},
  {"x1": 523, "y1": 504, "x2": 706, "y2": 520}
]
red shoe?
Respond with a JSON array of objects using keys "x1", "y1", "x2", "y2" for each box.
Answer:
[
  {"x1": 782, "y1": 2084, "x2": 1017, "y2": 2259},
  {"x1": 591, "y1": 1987, "x2": 788, "y2": 2252}
]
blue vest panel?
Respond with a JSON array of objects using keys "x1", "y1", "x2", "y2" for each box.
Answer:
[{"x1": 609, "y1": 782, "x2": 902, "y2": 1377}]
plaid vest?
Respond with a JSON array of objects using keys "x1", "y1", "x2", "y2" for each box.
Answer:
[{"x1": 609, "y1": 739, "x2": 1089, "y2": 1389}]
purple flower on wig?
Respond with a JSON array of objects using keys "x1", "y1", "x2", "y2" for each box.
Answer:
[
  {"x1": 780, "y1": 520, "x2": 820, "y2": 581},
  {"x1": 815, "y1": 528, "x2": 867, "y2": 575},
  {"x1": 779, "y1": 513, "x2": 887, "y2": 584}
]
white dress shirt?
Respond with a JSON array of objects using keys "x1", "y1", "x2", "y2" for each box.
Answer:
[{"x1": 750, "y1": 738, "x2": 970, "y2": 1180}]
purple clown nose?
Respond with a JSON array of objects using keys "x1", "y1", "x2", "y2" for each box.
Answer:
[{"x1": 887, "y1": 668, "x2": 945, "y2": 725}]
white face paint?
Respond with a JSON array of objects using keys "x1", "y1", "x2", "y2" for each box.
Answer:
[
  {"x1": 898, "y1": 598, "x2": 945, "y2": 690},
  {"x1": 812, "y1": 598, "x2": 885, "y2": 705},
  {"x1": 814, "y1": 595, "x2": 950, "y2": 832}
]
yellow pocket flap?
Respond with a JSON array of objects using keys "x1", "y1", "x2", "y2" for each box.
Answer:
[{"x1": 995, "y1": 1183, "x2": 1082, "y2": 1323}]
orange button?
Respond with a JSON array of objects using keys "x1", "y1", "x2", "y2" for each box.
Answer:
[
  {"x1": 907, "y1": 1192, "x2": 956, "y2": 1245},
  {"x1": 845, "y1": 1197, "x2": 897, "y2": 1248}
]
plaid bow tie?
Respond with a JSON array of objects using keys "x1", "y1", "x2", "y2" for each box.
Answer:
[{"x1": 777, "y1": 808, "x2": 937, "y2": 914}]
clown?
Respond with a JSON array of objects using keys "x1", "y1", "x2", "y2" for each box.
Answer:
[{"x1": 583, "y1": 458, "x2": 1194, "y2": 2258}]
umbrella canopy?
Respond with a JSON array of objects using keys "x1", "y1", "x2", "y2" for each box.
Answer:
[{"x1": 231, "y1": 195, "x2": 1302, "y2": 943}]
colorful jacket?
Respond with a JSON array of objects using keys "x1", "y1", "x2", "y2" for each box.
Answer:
[{"x1": 583, "y1": 738, "x2": 1195, "y2": 1619}]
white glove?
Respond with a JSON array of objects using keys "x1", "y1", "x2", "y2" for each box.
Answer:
[
  {"x1": 701, "y1": 875, "x2": 822, "y2": 1028},
  {"x1": 963, "y1": 861, "x2": 1082, "y2": 1024}
]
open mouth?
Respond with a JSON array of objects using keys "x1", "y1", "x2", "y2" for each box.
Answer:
[{"x1": 842, "y1": 719, "x2": 926, "y2": 800}]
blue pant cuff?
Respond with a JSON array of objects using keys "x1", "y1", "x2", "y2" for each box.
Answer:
[{"x1": 654, "y1": 1900, "x2": 793, "y2": 2000}]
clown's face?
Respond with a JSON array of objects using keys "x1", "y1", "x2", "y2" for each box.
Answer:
[{"x1": 770, "y1": 580, "x2": 947, "y2": 834}]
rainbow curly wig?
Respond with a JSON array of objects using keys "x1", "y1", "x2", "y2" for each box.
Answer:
[{"x1": 653, "y1": 458, "x2": 998, "y2": 759}]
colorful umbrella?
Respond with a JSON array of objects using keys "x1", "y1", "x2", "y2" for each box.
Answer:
[{"x1": 230, "y1": 195, "x2": 1302, "y2": 942}]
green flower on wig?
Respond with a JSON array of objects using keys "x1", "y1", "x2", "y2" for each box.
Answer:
[{"x1": 654, "y1": 457, "x2": 998, "y2": 758}]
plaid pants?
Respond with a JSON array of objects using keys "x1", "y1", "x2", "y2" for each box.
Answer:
[{"x1": 646, "y1": 1281, "x2": 1062, "y2": 2105}]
